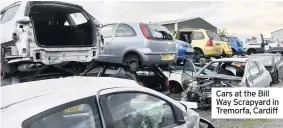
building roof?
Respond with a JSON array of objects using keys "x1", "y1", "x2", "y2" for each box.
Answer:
[
  {"x1": 154, "y1": 17, "x2": 217, "y2": 30},
  {"x1": 271, "y1": 28, "x2": 283, "y2": 33}
]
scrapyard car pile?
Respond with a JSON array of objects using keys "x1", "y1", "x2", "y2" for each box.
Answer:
[{"x1": 181, "y1": 58, "x2": 272, "y2": 108}]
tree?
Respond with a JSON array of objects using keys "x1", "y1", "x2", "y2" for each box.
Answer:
[{"x1": 217, "y1": 28, "x2": 228, "y2": 37}]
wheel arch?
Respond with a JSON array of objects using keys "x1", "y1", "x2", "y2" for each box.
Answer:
[
  {"x1": 169, "y1": 80, "x2": 183, "y2": 91},
  {"x1": 122, "y1": 50, "x2": 144, "y2": 63}
]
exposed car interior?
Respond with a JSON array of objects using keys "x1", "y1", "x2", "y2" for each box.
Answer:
[
  {"x1": 29, "y1": 4, "x2": 94, "y2": 47},
  {"x1": 179, "y1": 32, "x2": 192, "y2": 44}
]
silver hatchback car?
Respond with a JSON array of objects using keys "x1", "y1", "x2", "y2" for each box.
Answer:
[{"x1": 97, "y1": 23, "x2": 177, "y2": 71}]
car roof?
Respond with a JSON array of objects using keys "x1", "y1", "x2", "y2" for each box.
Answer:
[
  {"x1": 1, "y1": 77, "x2": 141, "y2": 127},
  {"x1": 211, "y1": 57, "x2": 248, "y2": 63},
  {"x1": 1, "y1": 76, "x2": 139, "y2": 109}
]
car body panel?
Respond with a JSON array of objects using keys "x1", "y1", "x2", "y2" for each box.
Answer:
[
  {"x1": 175, "y1": 40, "x2": 195, "y2": 60},
  {"x1": 173, "y1": 29, "x2": 222, "y2": 57},
  {"x1": 226, "y1": 36, "x2": 244, "y2": 54},
  {"x1": 1, "y1": 77, "x2": 206, "y2": 128},
  {"x1": 220, "y1": 41, "x2": 233, "y2": 55}
]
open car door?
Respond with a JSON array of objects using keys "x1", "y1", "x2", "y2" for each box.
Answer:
[{"x1": 181, "y1": 59, "x2": 196, "y2": 89}]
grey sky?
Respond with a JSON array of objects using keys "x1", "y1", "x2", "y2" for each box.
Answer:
[{"x1": 1, "y1": 1, "x2": 282, "y2": 37}]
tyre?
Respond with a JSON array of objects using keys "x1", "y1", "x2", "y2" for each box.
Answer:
[
  {"x1": 194, "y1": 48, "x2": 204, "y2": 58},
  {"x1": 123, "y1": 54, "x2": 140, "y2": 72},
  {"x1": 247, "y1": 49, "x2": 256, "y2": 55},
  {"x1": 169, "y1": 82, "x2": 182, "y2": 94}
]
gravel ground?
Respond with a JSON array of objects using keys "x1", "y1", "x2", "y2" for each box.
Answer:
[{"x1": 169, "y1": 82, "x2": 283, "y2": 128}]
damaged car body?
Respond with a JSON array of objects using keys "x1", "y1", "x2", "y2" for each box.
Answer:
[
  {"x1": 1, "y1": 1, "x2": 101, "y2": 76},
  {"x1": 181, "y1": 58, "x2": 272, "y2": 108},
  {"x1": 248, "y1": 53, "x2": 283, "y2": 84}
]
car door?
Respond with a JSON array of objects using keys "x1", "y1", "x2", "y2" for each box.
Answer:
[
  {"x1": 275, "y1": 55, "x2": 283, "y2": 81},
  {"x1": 0, "y1": 4, "x2": 21, "y2": 44},
  {"x1": 181, "y1": 59, "x2": 196, "y2": 89},
  {"x1": 98, "y1": 88, "x2": 197, "y2": 128},
  {"x1": 110, "y1": 23, "x2": 138, "y2": 63},
  {"x1": 245, "y1": 60, "x2": 268, "y2": 87},
  {"x1": 22, "y1": 96, "x2": 103, "y2": 128},
  {"x1": 99, "y1": 24, "x2": 116, "y2": 61}
]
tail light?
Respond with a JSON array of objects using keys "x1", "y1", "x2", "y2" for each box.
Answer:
[
  {"x1": 138, "y1": 82, "x2": 144, "y2": 87},
  {"x1": 277, "y1": 43, "x2": 281, "y2": 47},
  {"x1": 139, "y1": 23, "x2": 150, "y2": 39},
  {"x1": 206, "y1": 40, "x2": 213, "y2": 47},
  {"x1": 165, "y1": 79, "x2": 169, "y2": 88}
]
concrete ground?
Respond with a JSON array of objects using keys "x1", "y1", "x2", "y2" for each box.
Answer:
[{"x1": 169, "y1": 82, "x2": 283, "y2": 128}]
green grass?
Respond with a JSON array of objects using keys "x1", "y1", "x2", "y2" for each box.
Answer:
[{"x1": 218, "y1": 119, "x2": 271, "y2": 128}]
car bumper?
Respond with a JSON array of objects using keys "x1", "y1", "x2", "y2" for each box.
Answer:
[
  {"x1": 202, "y1": 47, "x2": 222, "y2": 57},
  {"x1": 158, "y1": 89, "x2": 171, "y2": 95},
  {"x1": 143, "y1": 52, "x2": 177, "y2": 65},
  {"x1": 30, "y1": 47, "x2": 99, "y2": 65},
  {"x1": 223, "y1": 48, "x2": 233, "y2": 55}
]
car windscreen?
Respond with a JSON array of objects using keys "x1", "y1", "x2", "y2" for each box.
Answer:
[
  {"x1": 249, "y1": 55, "x2": 274, "y2": 66},
  {"x1": 146, "y1": 24, "x2": 173, "y2": 40},
  {"x1": 206, "y1": 31, "x2": 220, "y2": 41}
]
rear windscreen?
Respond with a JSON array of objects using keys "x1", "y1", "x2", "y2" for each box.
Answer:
[
  {"x1": 146, "y1": 24, "x2": 173, "y2": 40},
  {"x1": 206, "y1": 31, "x2": 220, "y2": 41}
]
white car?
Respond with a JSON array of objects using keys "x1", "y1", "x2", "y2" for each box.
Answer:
[
  {"x1": 181, "y1": 58, "x2": 272, "y2": 108},
  {"x1": 1, "y1": 1, "x2": 101, "y2": 75},
  {"x1": 264, "y1": 38, "x2": 283, "y2": 48},
  {"x1": 1, "y1": 77, "x2": 215, "y2": 128}
]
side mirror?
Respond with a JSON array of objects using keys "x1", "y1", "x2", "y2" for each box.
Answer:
[
  {"x1": 16, "y1": 17, "x2": 30, "y2": 24},
  {"x1": 199, "y1": 118, "x2": 216, "y2": 128}
]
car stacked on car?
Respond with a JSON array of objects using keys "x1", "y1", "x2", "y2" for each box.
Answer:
[{"x1": 1, "y1": 1, "x2": 282, "y2": 128}]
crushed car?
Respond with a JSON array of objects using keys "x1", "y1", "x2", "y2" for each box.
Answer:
[
  {"x1": 248, "y1": 53, "x2": 283, "y2": 84},
  {"x1": 1, "y1": 1, "x2": 101, "y2": 78},
  {"x1": 181, "y1": 58, "x2": 272, "y2": 108}
]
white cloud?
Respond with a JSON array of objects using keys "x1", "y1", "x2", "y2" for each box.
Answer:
[{"x1": 1, "y1": 1, "x2": 282, "y2": 37}]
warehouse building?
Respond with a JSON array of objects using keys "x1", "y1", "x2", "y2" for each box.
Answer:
[
  {"x1": 271, "y1": 29, "x2": 283, "y2": 39},
  {"x1": 155, "y1": 17, "x2": 217, "y2": 32}
]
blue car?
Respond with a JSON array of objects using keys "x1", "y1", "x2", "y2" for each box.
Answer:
[
  {"x1": 175, "y1": 40, "x2": 195, "y2": 61},
  {"x1": 226, "y1": 36, "x2": 244, "y2": 55}
]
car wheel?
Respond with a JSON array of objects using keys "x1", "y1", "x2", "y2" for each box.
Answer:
[
  {"x1": 123, "y1": 54, "x2": 140, "y2": 72},
  {"x1": 169, "y1": 81, "x2": 182, "y2": 94},
  {"x1": 247, "y1": 49, "x2": 256, "y2": 55}
]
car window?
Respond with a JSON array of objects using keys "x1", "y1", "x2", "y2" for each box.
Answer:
[
  {"x1": 192, "y1": 31, "x2": 204, "y2": 40},
  {"x1": 101, "y1": 24, "x2": 116, "y2": 38},
  {"x1": 206, "y1": 31, "x2": 220, "y2": 41},
  {"x1": 105, "y1": 92, "x2": 177, "y2": 128},
  {"x1": 84, "y1": 67, "x2": 104, "y2": 76},
  {"x1": 146, "y1": 24, "x2": 173, "y2": 40},
  {"x1": 69, "y1": 13, "x2": 88, "y2": 25},
  {"x1": 184, "y1": 60, "x2": 196, "y2": 76},
  {"x1": 115, "y1": 24, "x2": 136, "y2": 37},
  {"x1": 248, "y1": 61, "x2": 260, "y2": 80},
  {"x1": 1, "y1": 5, "x2": 20, "y2": 23},
  {"x1": 28, "y1": 103, "x2": 102, "y2": 128}
]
